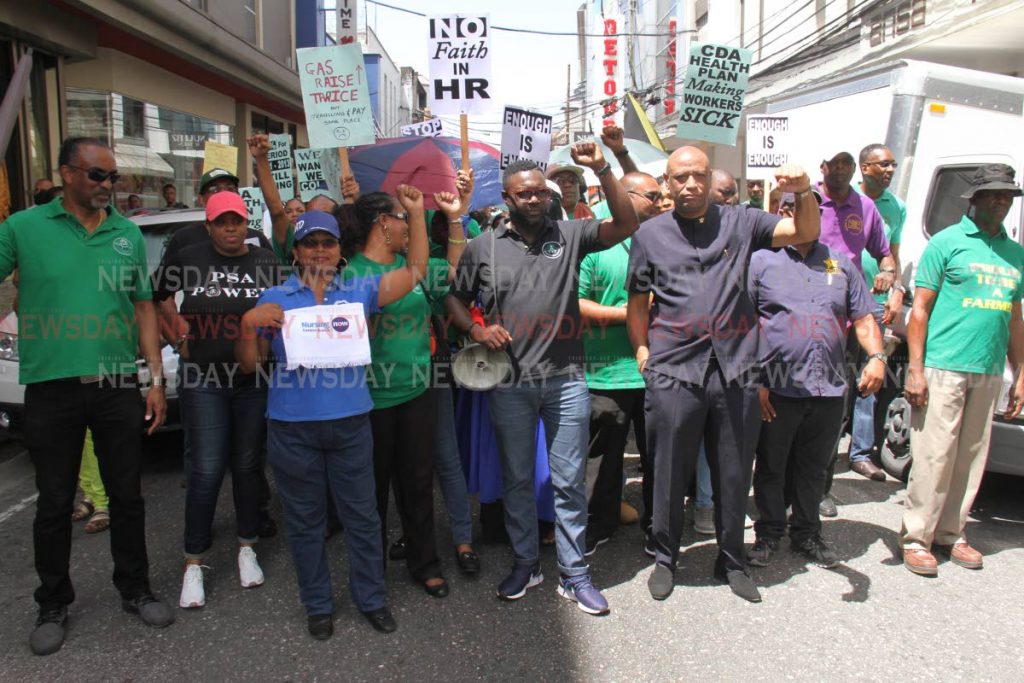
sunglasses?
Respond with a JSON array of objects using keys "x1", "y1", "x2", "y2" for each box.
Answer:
[
  {"x1": 382, "y1": 211, "x2": 409, "y2": 222},
  {"x1": 510, "y1": 189, "x2": 551, "y2": 201},
  {"x1": 629, "y1": 190, "x2": 663, "y2": 203},
  {"x1": 866, "y1": 160, "x2": 898, "y2": 169},
  {"x1": 67, "y1": 164, "x2": 120, "y2": 184},
  {"x1": 297, "y1": 237, "x2": 340, "y2": 249}
]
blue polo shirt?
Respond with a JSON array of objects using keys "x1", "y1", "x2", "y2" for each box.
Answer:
[
  {"x1": 257, "y1": 271, "x2": 382, "y2": 421},
  {"x1": 749, "y1": 243, "x2": 876, "y2": 398}
]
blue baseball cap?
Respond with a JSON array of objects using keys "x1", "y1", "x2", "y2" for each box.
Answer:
[{"x1": 293, "y1": 210, "x2": 340, "y2": 241}]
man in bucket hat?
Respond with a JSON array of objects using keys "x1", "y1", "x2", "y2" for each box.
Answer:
[{"x1": 902, "y1": 163, "x2": 1024, "y2": 576}]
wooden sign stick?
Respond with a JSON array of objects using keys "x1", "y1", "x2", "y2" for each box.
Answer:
[
  {"x1": 460, "y1": 113, "x2": 470, "y2": 173},
  {"x1": 338, "y1": 147, "x2": 352, "y2": 203}
]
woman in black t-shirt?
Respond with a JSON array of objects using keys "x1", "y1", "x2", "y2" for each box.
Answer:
[{"x1": 151, "y1": 192, "x2": 283, "y2": 610}]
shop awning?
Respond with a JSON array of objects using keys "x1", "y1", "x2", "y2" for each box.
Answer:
[{"x1": 114, "y1": 143, "x2": 175, "y2": 178}]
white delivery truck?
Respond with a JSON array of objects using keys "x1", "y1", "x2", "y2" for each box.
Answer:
[{"x1": 744, "y1": 59, "x2": 1024, "y2": 480}]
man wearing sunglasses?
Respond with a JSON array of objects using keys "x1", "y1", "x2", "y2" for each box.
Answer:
[
  {"x1": 446, "y1": 142, "x2": 639, "y2": 616},
  {"x1": 0, "y1": 137, "x2": 174, "y2": 655}
]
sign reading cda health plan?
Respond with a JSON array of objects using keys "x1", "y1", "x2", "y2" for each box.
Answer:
[
  {"x1": 427, "y1": 15, "x2": 492, "y2": 115},
  {"x1": 676, "y1": 43, "x2": 752, "y2": 146},
  {"x1": 297, "y1": 44, "x2": 374, "y2": 149}
]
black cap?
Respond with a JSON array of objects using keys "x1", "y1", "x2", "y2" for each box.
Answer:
[{"x1": 962, "y1": 164, "x2": 1023, "y2": 199}]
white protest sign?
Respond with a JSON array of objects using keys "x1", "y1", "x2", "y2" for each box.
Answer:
[
  {"x1": 401, "y1": 118, "x2": 444, "y2": 138},
  {"x1": 239, "y1": 187, "x2": 264, "y2": 233},
  {"x1": 297, "y1": 44, "x2": 374, "y2": 149},
  {"x1": 677, "y1": 43, "x2": 752, "y2": 146},
  {"x1": 269, "y1": 134, "x2": 294, "y2": 198},
  {"x1": 282, "y1": 303, "x2": 371, "y2": 370},
  {"x1": 336, "y1": 0, "x2": 358, "y2": 45},
  {"x1": 499, "y1": 106, "x2": 553, "y2": 171},
  {"x1": 295, "y1": 149, "x2": 328, "y2": 202},
  {"x1": 427, "y1": 15, "x2": 492, "y2": 115},
  {"x1": 745, "y1": 116, "x2": 790, "y2": 181}
]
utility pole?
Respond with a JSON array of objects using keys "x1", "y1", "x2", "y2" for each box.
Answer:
[
  {"x1": 564, "y1": 63, "x2": 572, "y2": 143},
  {"x1": 628, "y1": 0, "x2": 638, "y2": 91}
]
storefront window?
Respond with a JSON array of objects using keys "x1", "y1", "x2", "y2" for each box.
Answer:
[{"x1": 66, "y1": 88, "x2": 234, "y2": 213}]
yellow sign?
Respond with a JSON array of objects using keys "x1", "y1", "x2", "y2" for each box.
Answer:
[{"x1": 202, "y1": 141, "x2": 238, "y2": 175}]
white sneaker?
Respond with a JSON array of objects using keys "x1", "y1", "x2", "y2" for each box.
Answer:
[
  {"x1": 179, "y1": 564, "x2": 205, "y2": 609},
  {"x1": 238, "y1": 547, "x2": 265, "y2": 588}
]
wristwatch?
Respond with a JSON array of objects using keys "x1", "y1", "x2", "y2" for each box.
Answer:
[
  {"x1": 891, "y1": 280, "x2": 906, "y2": 294},
  {"x1": 868, "y1": 352, "x2": 888, "y2": 364},
  {"x1": 150, "y1": 375, "x2": 167, "y2": 388}
]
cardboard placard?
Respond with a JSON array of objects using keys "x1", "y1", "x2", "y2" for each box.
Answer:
[
  {"x1": 427, "y1": 15, "x2": 492, "y2": 115},
  {"x1": 499, "y1": 106, "x2": 552, "y2": 171},
  {"x1": 401, "y1": 118, "x2": 444, "y2": 138},
  {"x1": 676, "y1": 43, "x2": 753, "y2": 146},
  {"x1": 202, "y1": 141, "x2": 238, "y2": 175},
  {"x1": 297, "y1": 44, "x2": 374, "y2": 149},
  {"x1": 239, "y1": 187, "x2": 264, "y2": 233},
  {"x1": 269, "y1": 134, "x2": 294, "y2": 199},
  {"x1": 745, "y1": 116, "x2": 790, "y2": 180},
  {"x1": 295, "y1": 148, "x2": 328, "y2": 202}
]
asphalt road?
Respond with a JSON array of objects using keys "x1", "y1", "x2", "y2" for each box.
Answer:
[{"x1": 0, "y1": 436, "x2": 1022, "y2": 682}]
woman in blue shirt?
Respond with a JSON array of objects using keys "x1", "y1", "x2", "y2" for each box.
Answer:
[{"x1": 236, "y1": 186, "x2": 427, "y2": 640}]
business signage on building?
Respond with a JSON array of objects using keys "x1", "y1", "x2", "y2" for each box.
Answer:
[
  {"x1": 336, "y1": 0, "x2": 358, "y2": 45},
  {"x1": 401, "y1": 118, "x2": 444, "y2": 137},
  {"x1": 169, "y1": 132, "x2": 209, "y2": 152},
  {"x1": 427, "y1": 15, "x2": 492, "y2": 115},
  {"x1": 867, "y1": 0, "x2": 927, "y2": 47},
  {"x1": 745, "y1": 116, "x2": 789, "y2": 180},
  {"x1": 664, "y1": 19, "x2": 677, "y2": 117},
  {"x1": 593, "y1": 6, "x2": 623, "y2": 129},
  {"x1": 499, "y1": 106, "x2": 553, "y2": 171},
  {"x1": 676, "y1": 43, "x2": 752, "y2": 146}
]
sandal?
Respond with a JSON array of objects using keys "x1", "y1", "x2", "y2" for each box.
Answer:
[
  {"x1": 85, "y1": 509, "x2": 110, "y2": 534},
  {"x1": 72, "y1": 499, "x2": 94, "y2": 522}
]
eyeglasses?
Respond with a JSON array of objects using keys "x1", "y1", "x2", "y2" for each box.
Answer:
[
  {"x1": 382, "y1": 211, "x2": 409, "y2": 222},
  {"x1": 628, "y1": 190, "x2": 662, "y2": 204},
  {"x1": 297, "y1": 237, "x2": 340, "y2": 250},
  {"x1": 866, "y1": 160, "x2": 898, "y2": 169},
  {"x1": 510, "y1": 189, "x2": 551, "y2": 201},
  {"x1": 66, "y1": 164, "x2": 120, "y2": 184}
]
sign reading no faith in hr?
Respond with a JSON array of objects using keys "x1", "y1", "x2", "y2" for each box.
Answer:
[
  {"x1": 427, "y1": 15, "x2": 492, "y2": 115},
  {"x1": 297, "y1": 44, "x2": 374, "y2": 149}
]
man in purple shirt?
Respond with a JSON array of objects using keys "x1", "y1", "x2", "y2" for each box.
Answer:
[
  {"x1": 747, "y1": 238, "x2": 884, "y2": 568},
  {"x1": 817, "y1": 151, "x2": 897, "y2": 497}
]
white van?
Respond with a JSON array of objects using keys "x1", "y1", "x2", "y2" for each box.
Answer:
[{"x1": 746, "y1": 59, "x2": 1024, "y2": 479}]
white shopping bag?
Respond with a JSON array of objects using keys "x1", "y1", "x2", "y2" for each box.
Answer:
[{"x1": 281, "y1": 303, "x2": 371, "y2": 370}]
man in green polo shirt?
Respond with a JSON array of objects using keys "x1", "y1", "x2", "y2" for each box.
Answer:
[
  {"x1": 902, "y1": 163, "x2": 1024, "y2": 577},
  {"x1": 0, "y1": 137, "x2": 172, "y2": 655},
  {"x1": 859, "y1": 144, "x2": 908, "y2": 311},
  {"x1": 579, "y1": 170, "x2": 667, "y2": 556}
]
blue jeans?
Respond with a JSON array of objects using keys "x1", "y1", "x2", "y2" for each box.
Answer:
[
  {"x1": 435, "y1": 385, "x2": 473, "y2": 546},
  {"x1": 180, "y1": 367, "x2": 266, "y2": 557},
  {"x1": 849, "y1": 304, "x2": 886, "y2": 464},
  {"x1": 695, "y1": 442, "x2": 713, "y2": 509},
  {"x1": 267, "y1": 414, "x2": 385, "y2": 616},
  {"x1": 487, "y1": 375, "x2": 590, "y2": 577}
]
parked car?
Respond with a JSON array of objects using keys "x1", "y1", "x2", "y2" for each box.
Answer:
[{"x1": 0, "y1": 208, "x2": 209, "y2": 435}]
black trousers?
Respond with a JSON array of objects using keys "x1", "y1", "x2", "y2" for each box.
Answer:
[
  {"x1": 24, "y1": 380, "x2": 150, "y2": 608},
  {"x1": 754, "y1": 394, "x2": 845, "y2": 543},
  {"x1": 587, "y1": 388, "x2": 646, "y2": 541},
  {"x1": 645, "y1": 363, "x2": 760, "y2": 574},
  {"x1": 370, "y1": 388, "x2": 441, "y2": 581}
]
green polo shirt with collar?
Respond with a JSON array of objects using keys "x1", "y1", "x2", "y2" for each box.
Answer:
[
  {"x1": 0, "y1": 199, "x2": 152, "y2": 384},
  {"x1": 858, "y1": 186, "x2": 907, "y2": 303},
  {"x1": 916, "y1": 215, "x2": 1024, "y2": 376}
]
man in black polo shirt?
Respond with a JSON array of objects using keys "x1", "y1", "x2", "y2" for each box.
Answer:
[
  {"x1": 627, "y1": 146, "x2": 819, "y2": 603},
  {"x1": 446, "y1": 144, "x2": 638, "y2": 616}
]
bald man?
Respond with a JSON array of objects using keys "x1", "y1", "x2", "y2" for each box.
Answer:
[
  {"x1": 709, "y1": 169, "x2": 739, "y2": 206},
  {"x1": 626, "y1": 147, "x2": 819, "y2": 603}
]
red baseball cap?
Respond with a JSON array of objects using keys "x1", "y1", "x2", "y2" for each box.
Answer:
[{"x1": 205, "y1": 191, "x2": 248, "y2": 222}]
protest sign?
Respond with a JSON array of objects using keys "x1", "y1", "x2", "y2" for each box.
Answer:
[
  {"x1": 269, "y1": 134, "x2": 294, "y2": 198},
  {"x1": 499, "y1": 106, "x2": 552, "y2": 171},
  {"x1": 427, "y1": 15, "x2": 492, "y2": 115},
  {"x1": 401, "y1": 118, "x2": 444, "y2": 137},
  {"x1": 297, "y1": 44, "x2": 374, "y2": 149},
  {"x1": 295, "y1": 148, "x2": 328, "y2": 202},
  {"x1": 745, "y1": 116, "x2": 790, "y2": 180},
  {"x1": 319, "y1": 151, "x2": 343, "y2": 205},
  {"x1": 676, "y1": 43, "x2": 753, "y2": 146},
  {"x1": 336, "y1": 0, "x2": 357, "y2": 45},
  {"x1": 202, "y1": 141, "x2": 238, "y2": 174},
  {"x1": 239, "y1": 187, "x2": 264, "y2": 233}
]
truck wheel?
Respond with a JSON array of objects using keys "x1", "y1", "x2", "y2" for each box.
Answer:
[{"x1": 880, "y1": 396, "x2": 912, "y2": 482}]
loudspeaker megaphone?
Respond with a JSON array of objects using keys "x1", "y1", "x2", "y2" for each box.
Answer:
[{"x1": 451, "y1": 343, "x2": 511, "y2": 391}]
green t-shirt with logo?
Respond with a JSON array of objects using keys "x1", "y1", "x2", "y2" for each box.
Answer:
[
  {"x1": 345, "y1": 253, "x2": 449, "y2": 408},
  {"x1": 578, "y1": 238, "x2": 644, "y2": 389},
  {"x1": 916, "y1": 215, "x2": 1024, "y2": 375},
  {"x1": 426, "y1": 211, "x2": 481, "y2": 260},
  {"x1": 858, "y1": 187, "x2": 906, "y2": 303},
  {"x1": 0, "y1": 199, "x2": 152, "y2": 384}
]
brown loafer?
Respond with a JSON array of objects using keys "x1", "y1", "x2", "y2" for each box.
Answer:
[
  {"x1": 619, "y1": 502, "x2": 639, "y2": 525},
  {"x1": 903, "y1": 548, "x2": 938, "y2": 576},
  {"x1": 936, "y1": 542, "x2": 983, "y2": 569},
  {"x1": 850, "y1": 460, "x2": 886, "y2": 481}
]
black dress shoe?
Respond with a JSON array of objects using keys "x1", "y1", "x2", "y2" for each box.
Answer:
[
  {"x1": 819, "y1": 495, "x2": 838, "y2": 518},
  {"x1": 362, "y1": 607, "x2": 397, "y2": 633},
  {"x1": 388, "y1": 537, "x2": 407, "y2": 561},
  {"x1": 455, "y1": 548, "x2": 481, "y2": 575},
  {"x1": 424, "y1": 577, "x2": 450, "y2": 598},
  {"x1": 307, "y1": 614, "x2": 334, "y2": 640}
]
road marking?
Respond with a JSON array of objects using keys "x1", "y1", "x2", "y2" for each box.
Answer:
[{"x1": 0, "y1": 493, "x2": 38, "y2": 525}]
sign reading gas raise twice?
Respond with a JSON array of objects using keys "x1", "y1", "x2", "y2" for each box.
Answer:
[
  {"x1": 297, "y1": 44, "x2": 374, "y2": 149},
  {"x1": 676, "y1": 43, "x2": 752, "y2": 146},
  {"x1": 428, "y1": 15, "x2": 492, "y2": 115}
]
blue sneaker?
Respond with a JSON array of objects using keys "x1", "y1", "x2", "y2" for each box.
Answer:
[
  {"x1": 497, "y1": 563, "x2": 543, "y2": 600},
  {"x1": 557, "y1": 574, "x2": 610, "y2": 615}
]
